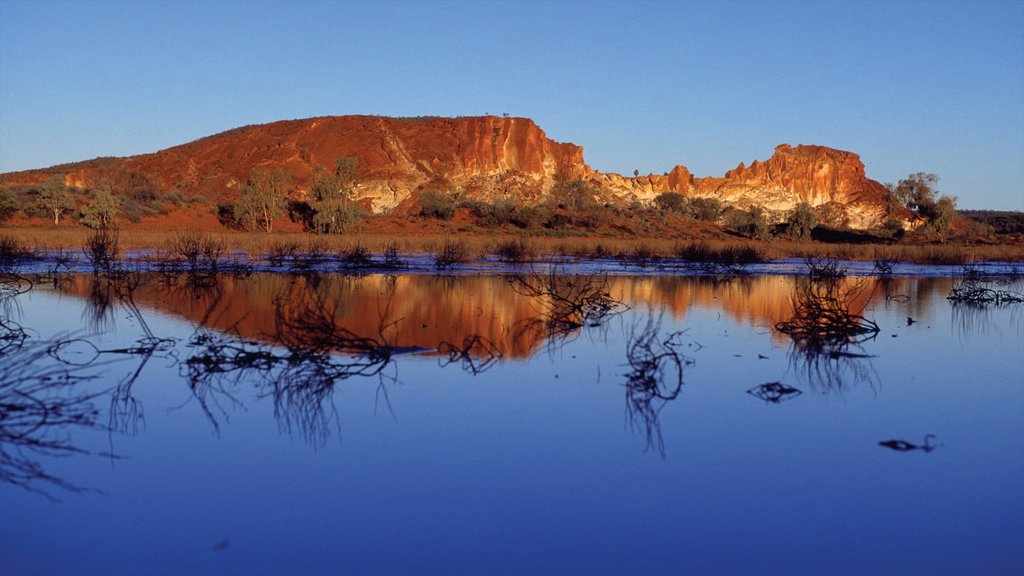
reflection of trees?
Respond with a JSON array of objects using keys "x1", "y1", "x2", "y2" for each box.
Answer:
[
  {"x1": 0, "y1": 339, "x2": 114, "y2": 500},
  {"x1": 183, "y1": 287, "x2": 403, "y2": 445},
  {"x1": 622, "y1": 315, "x2": 693, "y2": 456}
]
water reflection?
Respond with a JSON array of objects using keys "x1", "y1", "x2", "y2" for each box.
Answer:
[
  {"x1": 1, "y1": 270, "x2": 1010, "y2": 497},
  {"x1": 53, "y1": 273, "x2": 965, "y2": 355},
  {"x1": 623, "y1": 314, "x2": 693, "y2": 456},
  {"x1": 0, "y1": 338, "x2": 113, "y2": 499}
]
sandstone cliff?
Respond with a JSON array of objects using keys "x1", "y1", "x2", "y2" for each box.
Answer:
[{"x1": 0, "y1": 115, "x2": 892, "y2": 229}]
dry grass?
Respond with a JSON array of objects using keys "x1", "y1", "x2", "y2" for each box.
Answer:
[{"x1": 2, "y1": 225, "x2": 1022, "y2": 264}]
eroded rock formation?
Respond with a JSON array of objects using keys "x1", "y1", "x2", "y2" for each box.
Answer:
[{"x1": 0, "y1": 115, "x2": 893, "y2": 229}]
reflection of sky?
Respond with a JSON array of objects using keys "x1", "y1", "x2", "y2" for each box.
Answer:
[{"x1": 2, "y1": 277, "x2": 1022, "y2": 576}]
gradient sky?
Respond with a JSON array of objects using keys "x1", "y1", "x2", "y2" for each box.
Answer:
[{"x1": 1, "y1": 0, "x2": 1021, "y2": 209}]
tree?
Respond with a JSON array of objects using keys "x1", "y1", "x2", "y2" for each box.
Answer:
[
  {"x1": 309, "y1": 157, "x2": 361, "y2": 233},
  {"x1": 36, "y1": 175, "x2": 73, "y2": 225},
  {"x1": 887, "y1": 172, "x2": 938, "y2": 212},
  {"x1": 654, "y1": 191, "x2": 685, "y2": 213},
  {"x1": 725, "y1": 205, "x2": 772, "y2": 240},
  {"x1": 929, "y1": 195, "x2": 959, "y2": 234},
  {"x1": 887, "y1": 172, "x2": 958, "y2": 234},
  {"x1": 80, "y1": 188, "x2": 119, "y2": 229},
  {"x1": 233, "y1": 168, "x2": 291, "y2": 233},
  {"x1": 0, "y1": 187, "x2": 20, "y2": 221},
  {"x1": 549, "y1": 179, "x2": 596, "y2": 220},
  {"x1": 787, "y1": 201, "x2": 816, "y2": 238}
]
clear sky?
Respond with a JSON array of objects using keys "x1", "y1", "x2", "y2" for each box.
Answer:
[{"x1": 1, "y1": 0, "x2": 1022, "y2": 209}]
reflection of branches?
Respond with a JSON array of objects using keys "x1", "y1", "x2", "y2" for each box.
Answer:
[
  {"x1": 438, "y1": 335, "x2": 502, "y2": 375},
  {"x1": 1, "y1": 272, "x2": 32, "y2": 323},
  {"x1": 0, "y1": 339, "x2": 113, "y2": 500},
  {"x1": 776, "y1": 279, "x2": 879, "y2": 347},
  {"x1": 786, "y1": 343, "x2": 878, "y2": 394},
  {"x1": 510, "y1": 269, "x2": 628, "y2": 330},
  {"x1": 0, "y1": 316, "x2": 29, "y2": 354},
  {"x1": 509, "y1": 268, "x2": 628, "y2": 351},
  {"x1": 79, "y1": 271, "x2": 179, "y2": 433},
  {"x1": 182, "y1": 289, "x2": 402, "y2": 445},
  {"x1": 623, "y1": 315, "x2": 692, "y2": 456}
]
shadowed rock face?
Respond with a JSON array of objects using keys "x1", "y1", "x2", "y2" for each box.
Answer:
[{"x1": 1, "y1": 116, "x2": 892, "y2": 228}]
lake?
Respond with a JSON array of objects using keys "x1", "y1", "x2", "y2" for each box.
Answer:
[{"x1": 2, "y1": 267, "x2": 1022, "y2": 576}]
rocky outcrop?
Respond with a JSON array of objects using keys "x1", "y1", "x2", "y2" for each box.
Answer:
[{"x1": 0, "y1": 116, "x2": 893, "y2": 229}]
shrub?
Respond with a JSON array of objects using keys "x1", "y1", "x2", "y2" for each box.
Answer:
[
  {"x1": 654, "y1": 192, "x2": 685, "y2": 213},
  {"x1": 171, "y1": 232, "x2": 225, "y2": 272},
  {"x1": 787, "y1": 202, "x2": 816, "y2": 238},
  {"x1": 340, "y1": 242, "x2": 374, "y2": 268},
  {"x1": 309, "y1": 159, "x2": 362, "y2": 233},
  {"x1": 83, "y1": 229, "x2": 120, "y2": 272},
  {"x1": 433, "y1": 238, "x2": 468, "y2": 270},
  {"x1": 0, "y1": 187, "x2": 20, "y2": 221},
  {"x1": 674, "y1": 241, "x2": 763, "y2": 273},
  {"x1": 80, "y1": 189, "x2": 119, "y2": 229},
  {"x1": 0, "y1": 233, "x2": 30, "y2": 269},
  {"x1": 725, "y1": 206, "x2": 773, "y2": 240},
  {"x1": 616, "y1": 244, "x2": 661, "y2": 268},
  {"x1": 512, "y1": 205, "x2": 551, "y2": 229},
  {"x1": 493, "y1": 237, "x2": 535, "y2": 264},
  {"x1": 381, "y1": 242, "x2": 406, "y2": 269},
  {"x1": 233, "y1": 168, "x2": 291, "y2": 232},
  {"x1": 419, "y1": 190, "x2": 456, "y2": 220},
  {"x1": 686, "y1": 197, "x2": 723, "y2": 222},
  {"x1": 265, "y1": 241, "x2": 301, "y2": 266},
  {"x1": 804, "y1": 256, "x2": 847, "y2": 280}
]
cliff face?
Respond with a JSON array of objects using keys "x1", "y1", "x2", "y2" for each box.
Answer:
[
  {"x1": 588, "y1": 144, "x2": 890, "y2": 228},
  {"x1": 0, "y1": 115, "x2": 892, "y2": 229}
]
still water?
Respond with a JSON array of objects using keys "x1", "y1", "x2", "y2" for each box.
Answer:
[{"x1": 1, "y1": 271, "x2": 1022, "y2": 576}]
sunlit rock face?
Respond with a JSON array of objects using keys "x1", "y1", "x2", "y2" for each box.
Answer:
[{"x1": 1, "y1": 116, "x2": 891, "y2": 228}]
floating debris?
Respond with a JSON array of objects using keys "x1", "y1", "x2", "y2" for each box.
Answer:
[
  {"x1": 747, "y1": 381, "x2": 802, "y2": 403},
  {"x1": 879, "y1": 434, "x2": 939, "y2": 453}
]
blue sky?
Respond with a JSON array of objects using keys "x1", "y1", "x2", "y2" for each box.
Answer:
[{"x1": 1, "y1": 0, "x2": 1022, "y2": 209}]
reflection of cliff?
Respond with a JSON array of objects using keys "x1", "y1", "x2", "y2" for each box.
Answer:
[
  {"x1": 63, "y1": 274, "x2": 549, "y2": 359},
  {"x1": 59, "y1": 274, "x2": 954, "y2": 358}
]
